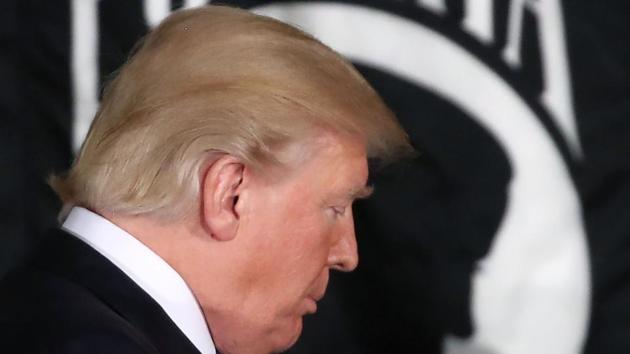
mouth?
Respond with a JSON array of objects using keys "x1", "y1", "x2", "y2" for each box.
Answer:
[
  {"x1": 304, "y1": 289, "x2": 325, "y2": 315},
  {"x1": 311, "y1": 290, "x2": 325, "y2": 302},
  {"x1": 303, "y1": 273, "x2": 329, "y2": 315},
  {"x1": 305, "y1": 297, "x2": 318, "y2": 314}
]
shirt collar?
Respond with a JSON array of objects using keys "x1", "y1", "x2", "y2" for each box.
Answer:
[{"x1": 62, "y1": 207, "x2": 216, "y2": 354}]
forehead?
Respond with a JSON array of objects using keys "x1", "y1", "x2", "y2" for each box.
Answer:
[{"x1": 286, "y1": 133, "x2": 369, "y2": 196}]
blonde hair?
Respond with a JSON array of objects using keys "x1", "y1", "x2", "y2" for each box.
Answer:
[{"x1": 51, "y1": 5, "x2": 413, "y2": 219}]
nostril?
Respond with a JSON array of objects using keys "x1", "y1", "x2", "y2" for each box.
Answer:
[{"x1": 328, "y1": 236, "x2": 359, "y2": 272}]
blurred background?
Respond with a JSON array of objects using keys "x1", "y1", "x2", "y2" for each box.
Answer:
[{"x1": 1, "y1": 1, "x2": 629, "y2": 353}]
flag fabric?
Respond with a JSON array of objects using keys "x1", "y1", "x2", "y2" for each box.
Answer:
[{"x1": 1, "y1": 1, "x2": 628, "y2": 353}]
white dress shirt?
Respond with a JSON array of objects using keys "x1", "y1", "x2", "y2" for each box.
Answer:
[{"x1": 62, "y1": 207, "x2": 216, "y2": 354}]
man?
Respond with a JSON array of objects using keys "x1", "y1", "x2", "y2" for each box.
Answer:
[{"x1": 0, "y1": 6, "x2": 411, "y2": 354}]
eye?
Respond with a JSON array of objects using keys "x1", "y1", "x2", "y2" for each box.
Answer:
[{"x1": 331, "y1": 206, "x2": 347, "y2": 217}]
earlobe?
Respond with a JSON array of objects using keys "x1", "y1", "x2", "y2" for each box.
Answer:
[{"x1": 200, "y1": 155, "x2": 244, "y2": 242}]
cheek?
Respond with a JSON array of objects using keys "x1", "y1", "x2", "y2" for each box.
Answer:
[
  {"x1": 290, "y1": 214, "x2": 334, "y2": 255},
  {"x1": 244, "y1": 187, "x2": 334, "y2": 286},
  {"x1": 266, "y1": 216, "x2": 333, "y2": 288},
  {"x1": 241, "y1": 216, "x2": 329, "y2": 284}
]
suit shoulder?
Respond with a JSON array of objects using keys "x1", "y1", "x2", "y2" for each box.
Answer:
[
  {"x1": 0, "y1": 266, "x2": 158, "y2": 353},
  {"x1": 43, "y1": 332, "x2": 154, "y2": 354}
]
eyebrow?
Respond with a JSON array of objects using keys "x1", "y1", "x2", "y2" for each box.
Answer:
[{"x1": 349, "y1": 185, "x2": 374, "y2": 200}]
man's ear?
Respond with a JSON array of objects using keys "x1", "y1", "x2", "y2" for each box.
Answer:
[{"x1": 200, "y1": 155, "x2": 244, "y2": 241}]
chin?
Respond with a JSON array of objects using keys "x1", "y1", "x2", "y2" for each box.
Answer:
[{"x1": 271, "y1": 317, "x2": 304, "y2": 353}]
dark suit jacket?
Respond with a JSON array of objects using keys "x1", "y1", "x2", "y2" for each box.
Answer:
[{"x1": 0, "y1": 228, "x2": 203, "y2": 354}]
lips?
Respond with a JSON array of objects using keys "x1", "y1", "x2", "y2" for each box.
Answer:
[
  {"x1": 304, "y1": 289, "x2": 325, "y2": 315},
  {"x1": 310, "y1": 290, "x2": 325, "y2": 302},
  {"x1": 303, "y1": 273, "x2": 328, "y2": 314},
  {"x1": 305, "y1": 297, "x2": 318, "y2": 314},
  {"x1": 309, "y1": 277, "x2": 328, "y2": 302}
]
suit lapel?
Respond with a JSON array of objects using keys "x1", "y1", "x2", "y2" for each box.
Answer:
[{"x1": 33, "y1": 229, "x2": 203, "y2": 354}]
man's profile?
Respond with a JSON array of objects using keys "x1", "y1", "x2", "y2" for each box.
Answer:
[{"x1": 0, "y1": 6, "x2": 412, "y2": 354}]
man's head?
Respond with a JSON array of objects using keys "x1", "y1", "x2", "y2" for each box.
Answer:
[{"x1": 52, "y1": 6, "x2": 412, "y2": 354}]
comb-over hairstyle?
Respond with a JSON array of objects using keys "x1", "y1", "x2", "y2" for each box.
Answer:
[{"x1": 51, "y1": 5, "x2": 413, "y2": 218}]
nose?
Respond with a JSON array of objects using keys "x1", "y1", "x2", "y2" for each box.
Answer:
[{"x1": 328, "y1": 211, "x2": 359, "y2": 272}]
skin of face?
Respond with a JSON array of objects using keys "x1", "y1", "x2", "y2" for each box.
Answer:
[
  {"x1": 204, "y1": 133, "x2": 369, "y2": 354},
  {"x1": 111, "y1": 132, "x2": 370, "y2": 354}
]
